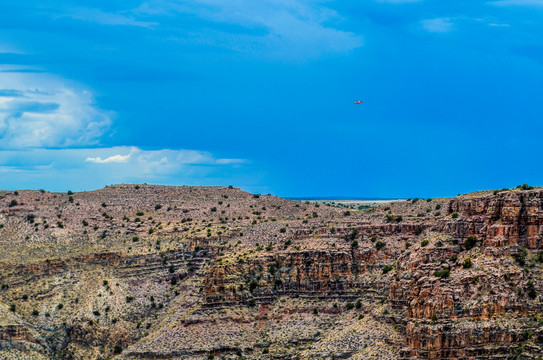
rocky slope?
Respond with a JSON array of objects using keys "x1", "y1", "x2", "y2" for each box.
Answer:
[{"x1": 0, "y1": 185, "x2": 541, "y2": 359}]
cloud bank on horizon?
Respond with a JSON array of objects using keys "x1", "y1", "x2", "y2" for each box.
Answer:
[{"x1": 0, "y1": 0, "x2": 542, "y2": 197}]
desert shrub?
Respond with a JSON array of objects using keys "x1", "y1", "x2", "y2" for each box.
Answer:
[
  {"x1": 113, "y1": 345, "x2": 123, "y2": 354},
  {"x1": 385, "y1": 214, "x2": 402, "y2": 223},
  {"x1": 247, "y1": 299, "x2": 256, "y2": 307},
  {"x1": 355, "y1": 299, "x2": 362, "y2": 309},
  {"x1": 351, "y1": 240, "x2": 359, "y2": 249},
  {"x1": 414, "y1": 227, "x2": 423, "y2": 235},
  {"x1": 434, "y1": 269, "x2": 450, "y2": 279},
  {"x1": 67, "y1": 190, "x2": 73, "y2": 195},
  {"x1": 279, "y1": 227, "x2": 286, "y2": 233},
  {"x1": 435, "y1": 204, "x2": 441, "y2": 210},
  {"x1": 126, "y1": 296, "x2": 134, "y2": 303},
  {"x1": 463, "y1": 258, "x2": 473, "y2": 269},
  {"x1": 420, "y1": 240, "x2": 429, "y2": 247},
  {"x1": 253, "y1": 194, "x2": 260, "y2": 199},
  {"x1": 382, "y1": 265, "x2": 393, "y2": 274},
  {"x1": 155, "y1": 204, "x2": 162, "y2": 210},
  {"x1": 346, "y1": 302, "x2": 355, "y2": 310},
  {"x1": 347, "y1": 229, "x2": 359, "y2": 241},
  {"x1": 32, "y1": 309, "x2": 39, "y2": 316},
  {"x1": 249, "y1": 280, "x2": 258, "y2": 291},
  {"x1": 375, "y1": 241, "x2": 385, "y2": 250},
  {"x1": 512, "y1": 248, "x2": 528, "y2": 266},
  {"x1": 517, "y1": 184, "x2": 534, "y2": 190},
  {"x1": 464, "y1": 236, "x2": 477, "y2": 251},
  {"x1": 451, "y1": 212, "x2": 459, "y2": 219},
  {"x1": 527, "y1": 281, "x2": 537, "y2": 299},
  {"x1": 57, "y1": 303, "x2": 63, "y2": 310},
  {"x1": 9, "y1": 200, "x2": 18, "y2": 207}
]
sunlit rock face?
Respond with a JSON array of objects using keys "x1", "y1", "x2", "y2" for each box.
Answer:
[{"x1": 0, "y1": 185, "x2": 541, "y2": 359}]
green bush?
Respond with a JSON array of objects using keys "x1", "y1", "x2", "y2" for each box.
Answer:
[
  {"x1": 434, "y1": 269, "x2": 450, "y2": 279},
  {"x1": 346, "y1": 302, "x2": 355, "y2": 310},
  {"x1": 527, "y1": 281, "x2": 537, "y2": 299},
  {"x1": 464, "y1": 236, "x2": 477, "y2": 251},
  {"x1": 512, "y1": 248, "x2": 527, "y2": 266},
  {"x1": 420, "y1": 240, "x2": 429, "y2": 247},
  {"x1": 463, "y1": 258, "x2": 472, "y2": 269},
  {"x1": 347, "y1": 229, "x2": 359, "y2": 241},
  {"x1": 113, "y1": 345, "x2": 123, "y2": 354},
  {"x1": 451, "y1": 212, "x2": 459, "y2": 219},
  {"x1": 382, "y1": 265, "x2": 393, "y2": 274},
  {"x1": 375, "y1": 241, "x2": 385, "y2": 250},
  {"x1": 385, "y1": 214, "x2": 402, "y2": 223},
  {"x1": 249, "y1": 280, "x2": 258, "y2": 291}
]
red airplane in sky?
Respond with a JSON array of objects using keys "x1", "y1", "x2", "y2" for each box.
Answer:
[{"x1": 354, "y1": 100, "x2": 363, "y2": 104}]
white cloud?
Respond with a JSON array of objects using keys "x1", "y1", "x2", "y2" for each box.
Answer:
[
  {"x1": 420, "y1": 18, "x2": 454, "y2": 33},
  {"x1": 136, "y1": 0, "x2": 363, "y2": 59},
  {"x1": 0, "y1": 147, "x2": 249, "y2": 191},
  {"x1": 0, "y1": 69, "x2": 111, "y2": 149},
  {"x1": 86, "y1": 150, "x2": 134, "y2": 164}
]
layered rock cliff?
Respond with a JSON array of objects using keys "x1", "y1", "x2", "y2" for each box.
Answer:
[{"x1": 0, "y1": 185, "x2": 541, "y2": 359}]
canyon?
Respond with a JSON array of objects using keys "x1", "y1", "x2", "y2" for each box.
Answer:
[{"x1": 0, "y1": 185, "x2": 541, "y2": 359}]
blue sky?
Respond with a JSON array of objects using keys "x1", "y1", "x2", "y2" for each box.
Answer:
[{"x1": 0, "y1": 0, "x2": 542, "y2": 198}]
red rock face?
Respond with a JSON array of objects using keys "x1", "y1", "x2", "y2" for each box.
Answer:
[
  {"x1": 0, "y1": 186, "x2": 542, "y2": 359},
  {"x1": 447, "y1": 190, "x2": 543, "y2": 249},
  {"x1": 388, "y1": 191, "x2": 543, "y2": 359}
]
